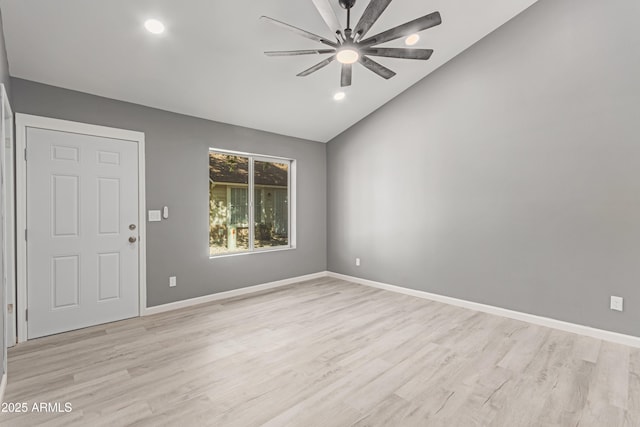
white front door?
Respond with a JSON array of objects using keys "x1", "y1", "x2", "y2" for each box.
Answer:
[{"x1": 26, "y1": 127, "x2": 139, "y2": 339}]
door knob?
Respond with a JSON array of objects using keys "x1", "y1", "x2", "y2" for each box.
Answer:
[
  {"x1": 129, "y1": 224, "x2": 137, "y2": 230},
  {"x1": 129, "y1": 236, "x2": 137, "y2": 243}
]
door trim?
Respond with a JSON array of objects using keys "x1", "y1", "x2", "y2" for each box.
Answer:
[
  {"x1": 15, "y1": 114, "x2": 147, "y2": 343},
  {"x1": 1, "y1": 85, "x2": 11, "y2": 376}
]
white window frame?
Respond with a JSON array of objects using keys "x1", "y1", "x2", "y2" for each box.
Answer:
[{"x1": 209, "y1": 148, "x2": 296, "y2": 258}]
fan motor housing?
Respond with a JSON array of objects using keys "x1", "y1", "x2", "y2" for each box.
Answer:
[{"x1": 339, "y1": 0, "x2": 356, "y2": 10}]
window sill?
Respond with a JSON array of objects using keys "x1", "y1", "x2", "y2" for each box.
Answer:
[{"x1": 208, "y1": 246, "x2": 296, "y2": 259}]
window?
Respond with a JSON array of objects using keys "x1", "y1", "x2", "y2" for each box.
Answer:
[{"x1": 209, "y1": 150, "x2": 294, "y2": 256}]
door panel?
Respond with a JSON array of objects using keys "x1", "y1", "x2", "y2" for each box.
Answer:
[
  {"x1": 98, "y1": 178, "x2": 120, "y2": 234},
  {"x1": 26, "y1": 127, "x2": 139, "y2": 339},
  {"x1": 98, "y1": 252, "x2": 120, "y2": 301},
  {"x1": 51, "y1": 255, "x2": 79, "y2": 308},
  {"x1": 51, "y1": 175, "x2": 79, "y2": 236}
]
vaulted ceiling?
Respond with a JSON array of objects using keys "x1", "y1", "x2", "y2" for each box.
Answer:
[{"x1": 0, "y1": 0, "x2": 537, "y2": 142}]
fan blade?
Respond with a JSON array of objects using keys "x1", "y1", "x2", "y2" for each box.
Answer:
[
  {"x1": 341, "y1": 63, "x2": 352, "y2": 87},
  {"x1": 265, "y1": 49, "x2": 335, "y2": 56},
  {"x1": 362, "y1": 48, "x2": 433, "y2": 60},
  {"x1": 359, "y1": 56, "x2": 396, "y2": 79},
  {"x1": 353, "y1": 0, "x2": 392, "y2": 40},
  {"x1": 311, "y1": 0, "x2": 343, "y2": 38},
  {"x1": 297, "y1": 55, "x2": 337, "y2": 77},
  {"x1": 260, "y1": 16, "x2": 337, "y2": 47},
  {"x1": 360, "y1": 11, "x2": 441, "y2": 47}
]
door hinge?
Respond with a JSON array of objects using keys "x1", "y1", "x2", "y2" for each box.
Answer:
[
  {"x1": 25, "y1": 309, "x2": 28, "y2": 322},
  {"x1": 25, "y1": 229, "x2": 27, "y2": 241},
  {"x1": 24, "y1": 148, "x2": 27, "y2": 161}
]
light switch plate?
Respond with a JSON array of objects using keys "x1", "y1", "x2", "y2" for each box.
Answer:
[
  {"x1": 610, "y1": 296, "x2": 623, "y2": 312},
  {"x1": 148, "y1": 210, "x2": 162, "y2": 222}
]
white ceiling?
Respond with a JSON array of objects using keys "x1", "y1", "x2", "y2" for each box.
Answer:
[{"x1": 0, "y1": 0, "x2": 537, "y2": 142}]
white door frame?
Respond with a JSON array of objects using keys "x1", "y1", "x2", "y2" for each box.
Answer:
[
  {"x1": 1, "y1": 85, "x2": 11, "y2": 378},
  {"x1": 15, "y1": 114, "x2": 147, "y2": 343},
  {"x1": 1, "y1": 85, "x2": 13, "y2": 352}
]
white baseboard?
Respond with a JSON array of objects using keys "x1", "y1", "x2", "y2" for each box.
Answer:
[
  {"x1": 143, "y1": 271, "x2": 329, "y2": 316},
  {"x1": 0, "y1": 373, "x2": 6, "y2": 404},
  {"x1": 141, "y1": 269, "x2": 640, "y2": 348},
  {"x1": 327, "y1": 272, "x2": 640, "y2": 349}
]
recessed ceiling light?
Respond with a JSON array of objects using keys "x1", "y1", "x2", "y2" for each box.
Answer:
[
  {"x1": 144, "y1": 19, "x2": 165, "y2": 34},
  {"x1": 405, "y1": 34, "x2": 420, "y2": 46},
  {"x1": 333, "y1": 92, "x2": 346, "y2": 101},
  {"x1": 336, "y1": 48, "x2": 359, "y2": 65}
]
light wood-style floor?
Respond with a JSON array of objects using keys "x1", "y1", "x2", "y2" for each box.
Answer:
[{"x1": 1, "y1": 277, "x2": 639, "y2": 426}]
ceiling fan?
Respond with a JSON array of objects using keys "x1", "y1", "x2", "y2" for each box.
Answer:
[{"x1": 261, "y1": 0, "x2": 442, "y2": 87}]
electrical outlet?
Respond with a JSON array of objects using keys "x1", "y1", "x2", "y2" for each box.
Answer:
[
  {"x1": 610, "y1": 296, "x2": 623, "y2": 312},
  {"x1": 355, "y1": 258, "x2": 360, "y2": 267},
  {"x1": 169, "y1": 276, "x2": 177, "y2": 287}
]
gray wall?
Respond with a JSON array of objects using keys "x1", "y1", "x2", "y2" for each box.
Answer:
[
  {"x1": 0, "y1": 8, "x2": 8, "y2": 378},
  {"x1": 0, "y1": 10, "x2": 9, "y2": 98},
  {"x1": 327, "y1": 0, "x2": 640, "y2": 337},
  {"x1": 11, "y1": 78, "x2": 327, "y2": 307}
]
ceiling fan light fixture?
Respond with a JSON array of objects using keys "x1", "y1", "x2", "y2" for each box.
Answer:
[
  {"x1": 405, "y1": 34, "x2": 420, "y2": 46},
  {"x1": 262, "y1": 1, "x2": 442, "y2": 87},
  {"x1": 336, "y1": 48, "x2": 359, "y2": 64}
]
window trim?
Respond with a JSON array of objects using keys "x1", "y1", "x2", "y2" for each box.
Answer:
[{"x1": 209, "y1": 148, "x2": 296, "y2": 258}]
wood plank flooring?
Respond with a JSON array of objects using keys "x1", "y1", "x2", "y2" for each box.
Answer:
[{"x1": 1, "y1": 277, "x2": 638, "y2": 426}]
